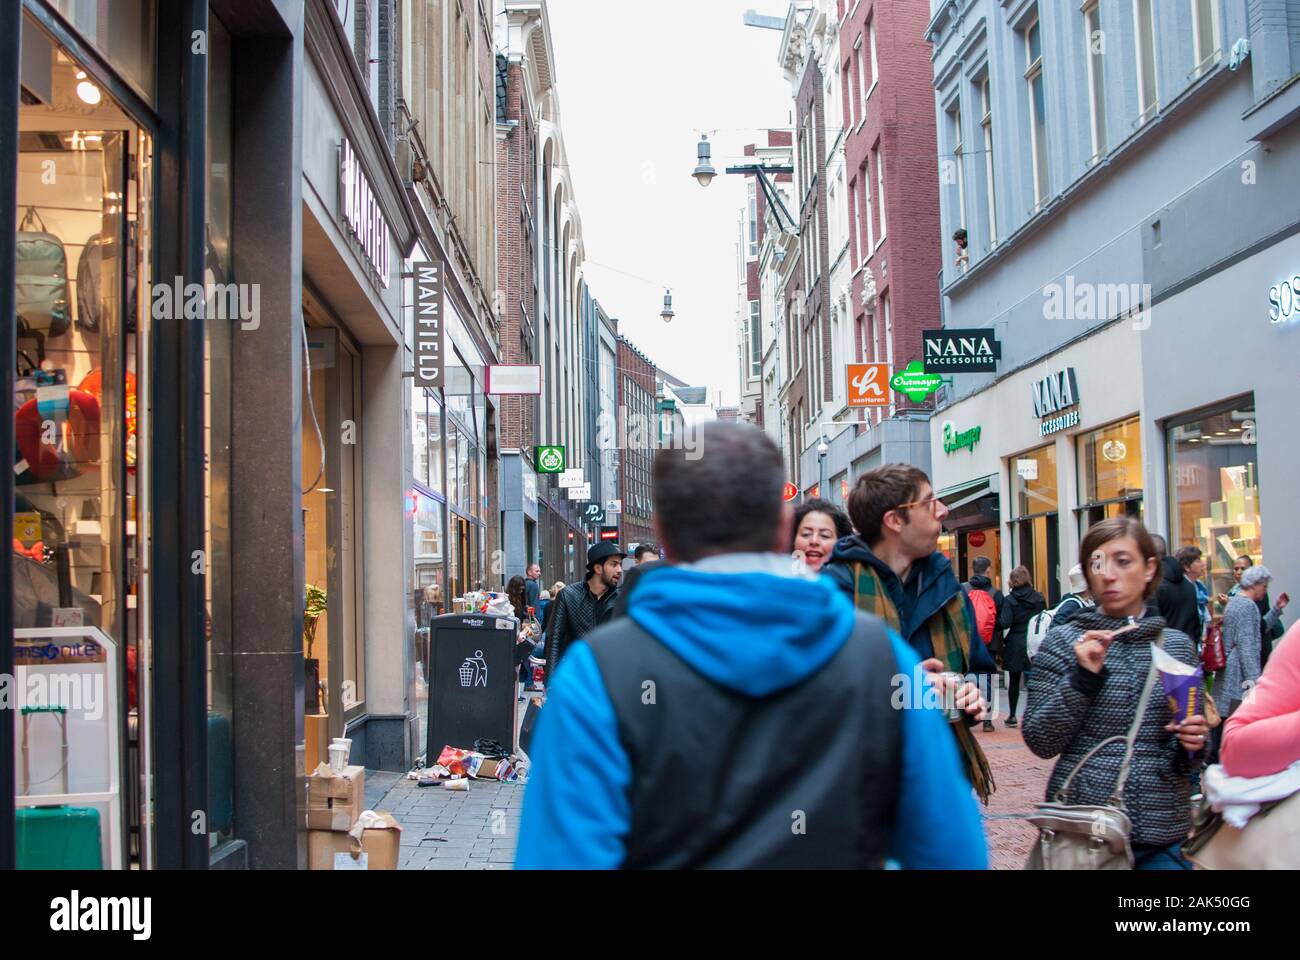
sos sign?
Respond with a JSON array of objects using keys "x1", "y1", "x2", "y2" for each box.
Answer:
[{"x1": 1268, "y1": 273, "x2": 1300, "y2": 325}]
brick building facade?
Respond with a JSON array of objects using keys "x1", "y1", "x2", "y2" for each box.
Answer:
[{"x1": 616, "y1": 336, "x2": 656, "y2": 549}]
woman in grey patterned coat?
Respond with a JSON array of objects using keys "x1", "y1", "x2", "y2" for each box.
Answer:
[
  {"x1": 1024, "y1": 518, "x2": 1208, "y2": 870},
  {"x1": 1214, "y1": 565, "x2": 1277, "y2": 718}
]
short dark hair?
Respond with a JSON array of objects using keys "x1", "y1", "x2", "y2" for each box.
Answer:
[
  {"x1": 1150, "y1": 533, "x2": 1168, "y2": 557},
  {"x1": 971, "y1": 555, "x2": 992, "y2": 575},
  {"x1": 634, "y1": 543, "x2": 660, "y2": 561},
  {"x1": 1079, "y1": 517, "x2": 1161, "y2": 600},
  {"x1": 953, "y1": 228, "x2": 967, "y2": 244},
  {"x1": 652, "y1": 422, "x2": 784, "y2": 562},
  {"x1": 847, "y1": 464, "x2": 931, "y2": 545},
  {"x1": 1236, "y1": 554, "x2": 1254, "y2": 566},
  {"x1": 1176, "y1": 545, "x2": 1203, "y2": 569},
  {"x1": 790, "y1": 498, "x2": 853, "y2": 551}
]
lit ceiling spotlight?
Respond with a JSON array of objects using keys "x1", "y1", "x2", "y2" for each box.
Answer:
[{"x1": 76, "y1": 78, "x2": 102, "y2": 105}]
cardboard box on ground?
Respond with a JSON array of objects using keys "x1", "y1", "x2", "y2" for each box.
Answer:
[
  {"x1": 307, "y1": 763, "x2": 365, "y2": 831},
  {"x1": 308, "y1": 813, "x2": 402, "y2": 871}
]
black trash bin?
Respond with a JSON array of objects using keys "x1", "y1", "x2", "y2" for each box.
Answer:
[{"x1": 426, "y1": 612, "x2": 519, "y2": 763}]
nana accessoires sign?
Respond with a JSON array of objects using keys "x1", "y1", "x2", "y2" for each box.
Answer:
[
  {"x1": 890, "y1": 362, "x2": 944, "y2": 402},
  {"x1": 922, "y1": 329, "x2": 1001, "y2": 373},
  {"x1": 1033, "y1": 368, "x2": 1081, "y2": 437},
  {"x1": 942, "y1": 421, "x2": 981, "y2": 454}
]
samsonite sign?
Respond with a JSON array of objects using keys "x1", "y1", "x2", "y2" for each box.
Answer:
[{"x1": 922, "y1": 329, "x2": 1001, "y2": 373}]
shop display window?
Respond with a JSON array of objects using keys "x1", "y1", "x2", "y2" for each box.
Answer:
[
  {"x1": 45, "y1": 0, "x2": 156, "y2": 105},
  {"x1": 1010, "y1": 444, "x2": 1060, "y2": 605},
  {"x1": 14, "y1": 14, "x2": 151, "y2": 868},
  {"x1": 1167, "y1": 399, "x2": 1261, "y2": 602},
  {"x1": 1077, "y1": 416, "x2": 1144, "y2": 535}
]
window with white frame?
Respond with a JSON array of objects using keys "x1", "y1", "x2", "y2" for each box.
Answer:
[
  {"x1": 875, "y1": 147, "x2": 887, "y2": 241},
  {"x1": 1134, "y1": 0, "x2": 1159, "y2": 122},
  {"x1": 854, "y1": 40, "x2": 865, "y2": 125},
  {"x1": 747, "y1": 182, "x2": 758, "y2": 258},
  {"x1": 849, "y1": 178, "x2": 860, "y2": 261},
  {"x1": 980, "y1": 77, "x2": 997, "y2": 246},
  {"x1": 1024, "y1": 12, "x2": 1050, "y2": 207},
  {"x1": 749, "y1": 301, "x2": 761, "y2": 379},
  {"x1": 883, "y1": 294, "x2": 894, "y2": 417},
  {"x1": 862, "y1": 161, "x2": 875, "y2": 256},
  {"x1": 1084, "y1": 0, "x2": 1107, "y2": 159},
  {"x1": 868, "y1": 22, "x2": 879, "y2": 98},
  {"x1": 1191, "y1": 0, "x2": 1220, "y2": 75},
  {"x1": 948, "y1": 98, "x2": 965, "y2": 230}
]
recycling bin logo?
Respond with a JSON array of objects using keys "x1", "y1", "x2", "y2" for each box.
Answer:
[{"x1": 459, "y1": 650, "x2": 488, "y2": 688}]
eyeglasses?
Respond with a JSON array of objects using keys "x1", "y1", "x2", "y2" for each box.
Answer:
[{"x1": 893, "y1": 495, "x2": 942, "y2": 515}]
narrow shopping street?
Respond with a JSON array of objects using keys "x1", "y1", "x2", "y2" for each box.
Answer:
[{"x1": 978, "y1": 723, "x2": 1054, "y2": 871}]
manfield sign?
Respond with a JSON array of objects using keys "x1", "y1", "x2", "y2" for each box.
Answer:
[{"x1": 413, "y1": 262, "x2": 444, "y2": 388}]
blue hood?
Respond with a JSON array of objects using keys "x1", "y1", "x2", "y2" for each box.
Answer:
[{"x1": 626, "y1": 562, "x2": 857, "y2": 697}]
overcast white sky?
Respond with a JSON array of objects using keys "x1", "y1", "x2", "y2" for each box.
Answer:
[{"x1": 543, "y1": 0, "x2": 794, "y2": 407}]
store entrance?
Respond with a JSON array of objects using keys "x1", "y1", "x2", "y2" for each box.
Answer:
[{"x1": 1014, "y1": 514, "x2": 1061, "y2": 606}]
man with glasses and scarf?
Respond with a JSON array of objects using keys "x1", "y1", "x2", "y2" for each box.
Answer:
[{"x1": 824, "y1": 464, "x2": 999, "y2": 803}]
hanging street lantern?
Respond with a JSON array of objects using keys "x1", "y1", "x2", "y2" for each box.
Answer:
[
  {"x1": 660, "y1": 289, "x2": 675, "y2": 323},
  {"x1": 692, "y1": 134, "x2": 717, "y2": 187}
]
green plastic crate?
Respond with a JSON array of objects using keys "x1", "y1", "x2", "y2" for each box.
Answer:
[{"x1": 17, "y1": 806, "x2": 103, "y2": 870}]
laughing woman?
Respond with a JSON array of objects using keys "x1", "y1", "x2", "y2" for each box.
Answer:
[
  {"x1": 790, "y1": 498, "x2": 852, "y2": 574},
  {"x1": 1023, "y1": 517, "x2": 1208, "y2": 870}
]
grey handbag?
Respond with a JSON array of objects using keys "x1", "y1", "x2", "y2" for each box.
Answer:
[{"x1": 1025, "y1": 636, "x2": 1162, "y2": 870}]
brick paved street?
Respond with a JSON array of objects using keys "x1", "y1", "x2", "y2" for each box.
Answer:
[
  {"x1": 978, "y1": 703, "x2": 1054, "y2": 870},
  {"x1": 376, "y1": 774, "x2": 526, "y2": 870}
]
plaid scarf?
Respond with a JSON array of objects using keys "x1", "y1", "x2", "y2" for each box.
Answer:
[{"x1": 852, "y1": 562, "x2": 995, "y2": 804}]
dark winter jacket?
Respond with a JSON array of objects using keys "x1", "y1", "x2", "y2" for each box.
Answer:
[
  {"x1": 1023, "y1": 610, "x2": 1200, "y2": 846},
  {"x1": 546, "y1": 579, "x2": 619, "y2": 679},
  {"x1": 823, "y1": 537, "x2": 997, "y2": 673},
  {"x1": 998, "y1": 584, "x2": 1046, "y2": 673},
  {"x1": 1155, "y1": 557, "x2": 1201, "y2": 640}
]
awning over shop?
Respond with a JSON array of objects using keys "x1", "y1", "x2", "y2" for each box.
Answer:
[
  {"x1": 938, "y1": 474, "x2": 998, "y2": 511},
  {"x1": 938, "y1": 474, "x2": 1000, "y2": 531}
]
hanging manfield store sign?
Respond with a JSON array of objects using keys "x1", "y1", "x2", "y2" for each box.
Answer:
[
  {"x1": 339, "y1": 138, "x2": 391, "y2": 287},
  {"x1": 942, "y1": 421, "x2": 982, "y2": 454},
  {"x1": 412, "y1": 261, "x2": 444, "y2": 388},
  {"x1": 890, "y1": 361, "x2": 944, "y2": 402},
  {"x1": 1033, "y1": 367, "x2": 1081, "y2": 436},
  {"x1": 922, "y1": 329, "x2": 1002, "y2": 372}
]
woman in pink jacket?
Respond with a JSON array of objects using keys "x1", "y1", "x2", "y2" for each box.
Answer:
[{"x1": 1220, "y1": 620, "x2": 1300, "y2": 778}]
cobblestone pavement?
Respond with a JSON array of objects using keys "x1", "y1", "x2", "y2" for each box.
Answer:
[
  {"x1": 978, "y1": 715, "x2": 1054, "y2": 870},
  {"x1": 376, "y1": 773, "x2": 526, "y2": 870}
]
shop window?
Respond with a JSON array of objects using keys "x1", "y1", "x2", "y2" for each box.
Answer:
[
  {"x1": 45, "y1": 0, "x2": 156, "y2": 104},
  {"x1": 204, "y1": 12, "x2": 235, "y2": 846},
  {"x1": 301, "y1": 320, "x2": 364, "y2": 732},
  {"x1": 1009, "y1": 443, "x2": 1060, "y2": 605},
  {"x1": 1166, "y1": 399, "x2": 1261, "y2": 603},
  {"x1": 15, "y1": 12, "x2": 158, "y2": 871},
  {"x1": 1077, "y1": 416, "x2": 1143, "y2": 535}
]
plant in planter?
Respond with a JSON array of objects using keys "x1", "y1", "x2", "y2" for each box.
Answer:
[{"x1": 303, "y1": 584, "x2": 327, "y2": 715}]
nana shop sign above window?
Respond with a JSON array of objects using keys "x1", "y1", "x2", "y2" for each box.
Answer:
[
  {"x1": 922, "y1": 329, "x2": 1001, "y2": 373},
  {"x1": 339, "y1": 139, "x2": 391, "y2": 288},
  {"x1": 1032, "y1": 367, "x2": 1081, "y2": 437}
]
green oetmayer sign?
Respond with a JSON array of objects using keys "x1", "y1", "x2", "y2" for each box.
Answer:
[
  {"x1": 942, "y1": 421, "x2": 982, "y2": 454},
  {"x1": 890, "y1": 361, "x2": 944, "y2": 402}
]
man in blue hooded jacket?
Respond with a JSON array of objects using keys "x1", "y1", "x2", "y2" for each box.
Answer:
[{"x1": 515, "y1": 423, "x2": 986, "y2": 869}]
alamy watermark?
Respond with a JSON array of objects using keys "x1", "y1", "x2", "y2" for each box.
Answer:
[
  {"x1": 151, "y1": 276, "x2": 260, "y2": 330},
  {"x1": 1, "y1": 671, "x2": 105, "y2": 722},
  {"x1": 1043, "y1": 275, "x2": 1151, "y2": 331}
]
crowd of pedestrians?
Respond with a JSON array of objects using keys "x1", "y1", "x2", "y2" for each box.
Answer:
[{"x1": 501, "y1": 422, "x2": 1295, "y2": 870}]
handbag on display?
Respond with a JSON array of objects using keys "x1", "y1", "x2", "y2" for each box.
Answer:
[
  {"x1": 16, "y1": 207, "x2": 71, "y2": 341},
  {"x1": 1184, "y1": 790, "x2": 1300, "y2": 869},
  {"x1": 1202, "y1": 621, "x2": 1226, "y2": 673},
  {"x1": 1024, "y1": 636, "x2": 1163, "y2": 870}
]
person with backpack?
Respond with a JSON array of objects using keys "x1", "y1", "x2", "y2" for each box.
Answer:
[
  {"x1": 962, "y1": 556, "x2": 1002, "y2": 733},
  {"x1": 997, "y1": 566, "x2": 1046, "y2": 727},
  {"x1": 515, "y1": 424, "x2": 987, "y2": 868},
  {"x1": 1050, "y1": 564, "x2": 1094, "y2": 628}
]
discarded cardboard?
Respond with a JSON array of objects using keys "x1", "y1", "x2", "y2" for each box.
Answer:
[
  {"x1": 307, "y1": 811, "x2": 402, "y2": 870},
  {"x1": 307, "y1": 763, "x2": 365, "y2": 832}
]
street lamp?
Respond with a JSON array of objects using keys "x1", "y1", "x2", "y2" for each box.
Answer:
[
  {"x1": 692, "y1": 134, "x2": 717, "y2": 187},
  {"x1": 691, "y1": 138, "x2": 799, "y2": 236},
  {"x1": 660, "y1": 289, "x2": 675, "y2": 323}
]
